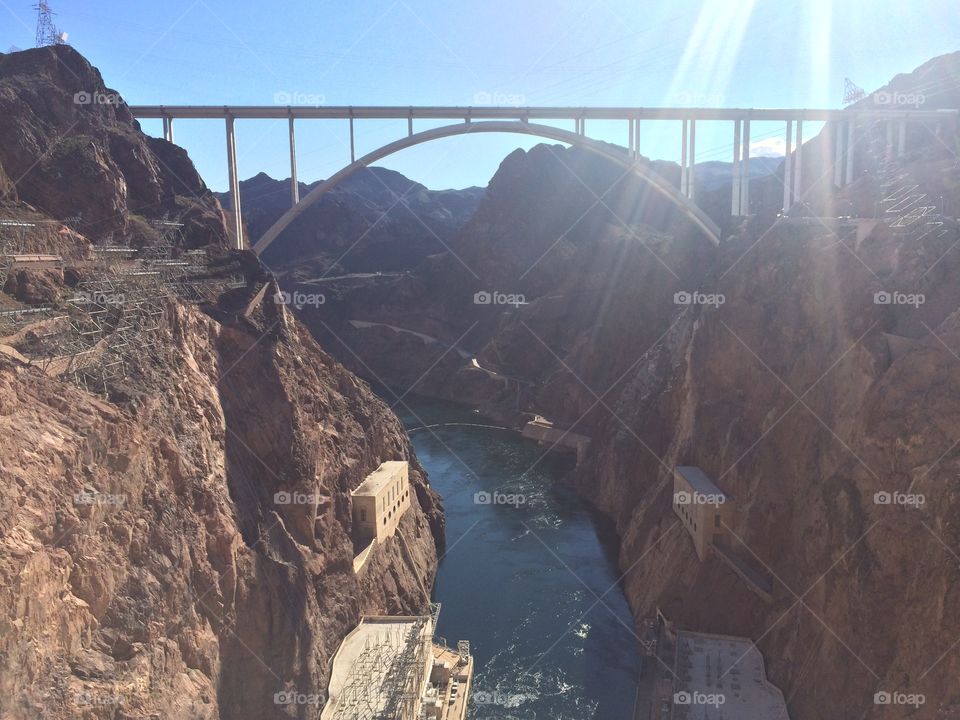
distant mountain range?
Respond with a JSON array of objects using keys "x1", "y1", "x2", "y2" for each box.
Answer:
[
  {"x1": 692, "y1": 156, "x2": 783, "y2": 192},
  {"x1": 215, "y1": 169, "x2": 483, "y2": 274}
]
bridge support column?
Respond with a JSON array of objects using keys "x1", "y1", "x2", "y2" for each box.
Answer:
[
  {"x1": 741, "y1": 119, "x2": 751, "y2": 215},
  {"x1": 349, "y1": 115, "x2": 356, "y2": 163},
  {"x1": 162, "y1": 115, "x2": 174, "y2": 143},
  {"x1": 225, "y1": 115, "x2": 243, "y2": 250},
  {"x1": 845, "y1": 118, "x2": 856, "y2": 185},
  {"x1": 688, "y1": 119, "x2": 696, "y2": 201},
  {"x1": 833, "y1": 121, "x2": 845, "y2": 187},
  {"x1": 793, "y1": 120, "x2": 803, "y2": 206},
  {"x1": 628, "y1": 118, "x2": 635, "y2": 158},
  {"x1": 288, "y1": 116, "x2": 299, "y2": 206},
  {"x1": 898, "y1": 119, "x2": 907, "y2": 157},
  {"x1": 782, "y1": 119, "x2": 793, "y2": 213},
  {"x1": 634, "y1": 117, "x2": 641, "y2": 160},
  {"x1": 731, "y1": 119, "x2": 741, "y2": 215},
  {"x1": 680, "y1": 119, "x2": 688, "y2": 197}
]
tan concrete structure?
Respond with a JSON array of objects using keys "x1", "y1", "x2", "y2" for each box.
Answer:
[
  {"x1": 351, "y1": 539, "x2": 377, "y2": 574},
  {"x1": 132, "y1": 104, "x2": 954, "y2": 250},
  {"x1": 352, "y1": 460, "x2": 411, "y2": 545},
  {"x1": 521, "y1": 416, "x2": 590, "y2": 464},
  {"x1": 320, "y1": 616, "x2": 432, "y2": 720},
  {"x1": 635, "y1": 613, "x2": 789, "y2": 719},
  {"x1": 424, "y1": 643, "x2": 473, "y2": 720},
  {"x1": 321, "y1": 612, "x2": 473, "y2": 720},
  {"x1": 7, "y1": 253, "x2": 64, "y2": 271},
  {"x1": 672, "y1": 629, "x2": 790, "y2": 719},
  {"x1": 672, "y1": 466, "x2": 734, "y2": 561}
]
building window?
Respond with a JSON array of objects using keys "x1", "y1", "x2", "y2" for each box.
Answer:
[
  {"x1": 360, "y1": 509, "x2": 367, "y2": 522},
  {"x1": 714, "y1": 514, "x2": 721, "y2": 528}
]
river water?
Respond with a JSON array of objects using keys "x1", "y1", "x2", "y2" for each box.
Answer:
[{"x1": 397, "y1": 398, "x2": 640, "y2": 720}]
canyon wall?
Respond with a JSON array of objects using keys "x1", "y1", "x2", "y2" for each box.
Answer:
[
  {"x1": 0, "y1": 45, "x2": 443, "y2": 720},
  {"x1": 0, "y1": 295, "x2": 443, "y2": 720},
  {"x1": 272, "y1": 52, "x2": 960, "y2": 719}
]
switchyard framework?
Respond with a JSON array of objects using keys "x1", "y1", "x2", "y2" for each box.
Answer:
[
  {"x1": 320, "y1": 605, "x2": 473, "y2": 720},
  {"x1": 327, "y1": 615, "x2": 429, "y2": 720},
  {"x1": 0, "y1": 216, "x2": 245, "y2": 396}
]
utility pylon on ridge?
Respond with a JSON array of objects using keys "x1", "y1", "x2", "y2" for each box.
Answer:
[
  {"x1": 34, "y1": 2, "x2": 66, "y2": 48},
  {"x1": 843, "y1": 77, "x2": 866, "y2": 106}
]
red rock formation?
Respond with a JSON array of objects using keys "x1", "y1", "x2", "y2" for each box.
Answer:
[
  {"x1": 0, "y1": 46, "x2": 443, "y2": 720},
  {"x1": 0, "y1": 294, "x2": 442, "y2": 720},
  {"x1": 0, "y1": 45, "x2": 227, "y2": 248}
]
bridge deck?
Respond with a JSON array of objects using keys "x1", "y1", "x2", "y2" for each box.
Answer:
[{"x1": 130, "y1": 105, "x2": 956, "y2": 122}]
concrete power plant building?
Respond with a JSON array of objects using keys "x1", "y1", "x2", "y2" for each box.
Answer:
[
  {"x1": 672, "y1": 466, "x2": 734, "y2": 561},
  {"x1": 352, "y1": 460, "x2": 411, "y2": 544},
  {"x1": 351, "y1": 461, "x2": 412, "y2": 573},
  {"x1": 672, "y1": 466, "x2": 774, "y2": 602}
]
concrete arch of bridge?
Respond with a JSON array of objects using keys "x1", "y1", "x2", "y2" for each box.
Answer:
[{"x1": 252, "y1": 120, "x2": 722, "y2": 255}]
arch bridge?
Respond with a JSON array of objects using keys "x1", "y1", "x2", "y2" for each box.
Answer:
[{"x1": 129, "y1": 104, "x2": 955, "y2": 251}]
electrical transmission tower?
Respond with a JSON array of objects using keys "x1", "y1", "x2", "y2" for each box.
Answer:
[
  {"x1": 843, "y1": 78, "x2": 866, "y2": 106},
  {"x1": 34, "y1": 2, "x2": 66, "y2": 47}
]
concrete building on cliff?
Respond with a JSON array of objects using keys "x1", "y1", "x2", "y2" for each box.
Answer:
[
  {"x1": 672, "y1": 466, "x2": 774, "y2": 602},
  {"x1": 351, "y1": 461, "x2": 412, "y2": 573},
  {"x1": 352, "y1": 460, "x2": 411, "y2": 544},
  {"x1": 672, "y1": 466, "x2": 734, "y2": 561}
]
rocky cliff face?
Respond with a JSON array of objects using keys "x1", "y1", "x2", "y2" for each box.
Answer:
[
  {"x1": 0, "y1": 45, "x2": 227, "y2": 248},
  {"x1": 0, "y1": 295, "x2": 443, "y2": 720},
  {"x1": 578, "y1": 212, "x2": 960, "y2": 719},
  {"x1": 0, "y1": 46, "x2": 443, "y2": 720},
  {"x1": 292, "y1": 142, "x2": 718, "y2": 426},
  {"x1": 277, "y1": 52, "x2": 960, "y2": 719}
]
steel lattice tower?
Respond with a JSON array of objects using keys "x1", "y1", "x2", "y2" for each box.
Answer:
[{"x1": 34, "y1": 2, "x2": 64, "y2": 47}]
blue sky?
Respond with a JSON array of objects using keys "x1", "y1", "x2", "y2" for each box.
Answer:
[{"x1": 2, "y1": 0, "x2": 958, "y2": 191}]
